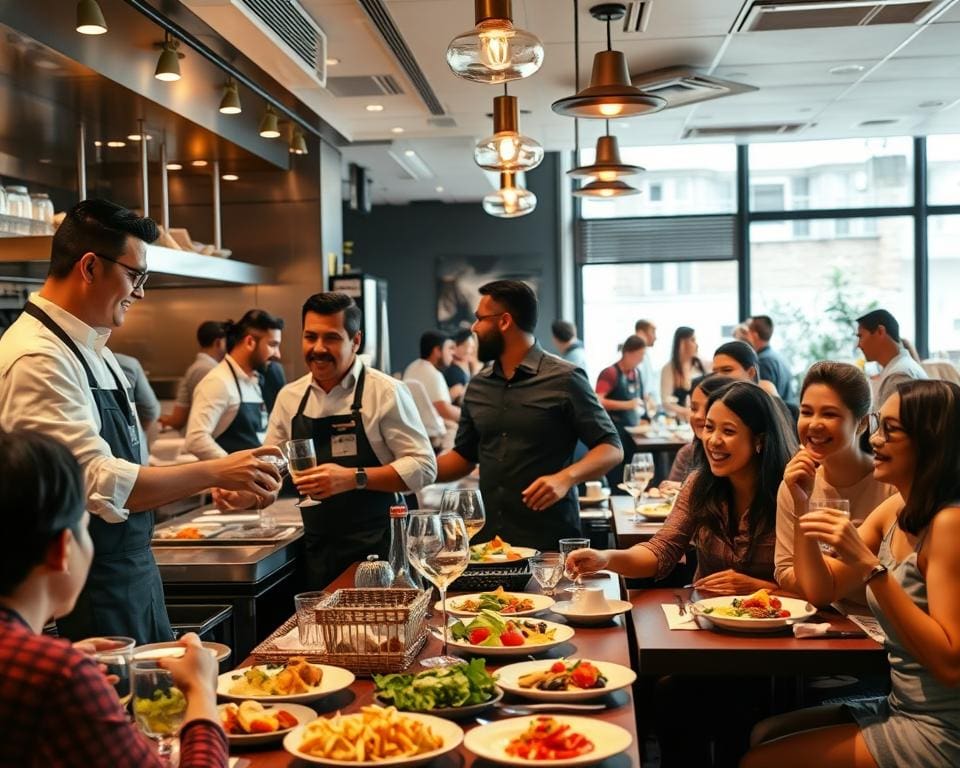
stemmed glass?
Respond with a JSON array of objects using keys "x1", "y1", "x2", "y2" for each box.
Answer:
[
  {"x1": 559, "y1": 537, "x2": 590, "y2": 595},
  {"x1": 131, "y1": 660, "x2": 187, "y2": 765},
  {"x1": 439, "y1": 489, "x2": 486, "y2": 541},
  {"x1": 93, "y1": 636, "x2": 136, "y2": 707},
  {"x1": 283, "y1": 439, "x2": 321, "y2": 508},
  {"x1": 625, "y1": 453, "x2": 655, "y2": 522},
  {"x1": 530, "y1": 553, "x2": 564, "y2": 597},
  {"x1": 407, "y1": 511, "x2": 470, "y2": 668}
]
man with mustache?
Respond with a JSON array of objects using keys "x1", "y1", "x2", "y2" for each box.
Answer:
[
  {"x1": 264, "y1": 292, "x2": 436, "y2": 588},
  {"x1": 435, "y1": 280, "x2": 622, "y2": 551}
]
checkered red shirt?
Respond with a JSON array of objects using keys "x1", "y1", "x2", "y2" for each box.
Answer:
[{"x1": 0, "y1": 606, "x2": 228, "y2": 768}]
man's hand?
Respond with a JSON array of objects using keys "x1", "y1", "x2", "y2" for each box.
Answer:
[
  {"x1": 211, "y1": 487, "x2": 258, "y2": 512},
  {"x1": 293, "y1": 463, "x2": 357, "y2": 499},
  {"x1": 212, "y1": 446, "x2": 283, "y2": 507},
  {"x1": 522, "y1": 472, "x2": 574, "y2": 511}
]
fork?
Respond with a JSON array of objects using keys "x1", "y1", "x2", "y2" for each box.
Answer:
[{"x1": 674, "y1": 593, "x2": 687, "y2": 616}]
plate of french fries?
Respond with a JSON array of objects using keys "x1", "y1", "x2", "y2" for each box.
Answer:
[{"x1": 282, "y1": 704, "x2": 464, "y2": 766}]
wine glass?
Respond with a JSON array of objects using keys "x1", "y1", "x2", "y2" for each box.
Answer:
[
  {"x1": 131, "y1": 660, "x2": 187, "y2": 764},
  {"x1": 283, "y1": 439, "x2": 321, "y2": 508},
  {"x1": 626, "y1": 453, "x2": 655, "y2": 522},
  {"x1": 407, "y1": 511, "x2": 469, "y2": 668},
  {"x1": 559, "y1": 537, "x2": 590, "y2": 595},
  {"x1": 439, "y1": 489, "x2": 486, "y2": 541},
  {"x1": 92, "y1": 636, "x2": 136, "y2": 707},
  {"x1": 258, "y1": 453, "x2": 288, "y2": 529},
  {"x1": 530, "y1": 553, "x2": 564, "y2": 597}
]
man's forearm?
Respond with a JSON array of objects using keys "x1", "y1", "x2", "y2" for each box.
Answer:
[
  {"x1": 562, "y1": 442, "x2": 622, "y2": 485},
  {"x1": 436, "y1": 450, "x2": 476, "y2": 483},
  {"x1": 126, "y1": 462, "x2": 223, "y2": 511},
  {"x1": 435, "y1": 401, "x2": 461, "y2": 422}
]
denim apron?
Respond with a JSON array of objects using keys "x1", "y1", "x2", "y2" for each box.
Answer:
[{"x1": 214, "y1": 358, "x2": 267, "y2": 453}]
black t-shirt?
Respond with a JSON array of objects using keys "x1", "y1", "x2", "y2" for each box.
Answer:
[{"x1": 443, "y1": 364, "x2": 469, "y2": 389}]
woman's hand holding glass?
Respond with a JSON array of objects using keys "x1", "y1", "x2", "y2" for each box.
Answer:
[
  {"x1": 798, "y1": 507, "x2": 876, "y2": 571},
  {"x1": 563, "y1": 547, "x2": 609, "y2": 581}
]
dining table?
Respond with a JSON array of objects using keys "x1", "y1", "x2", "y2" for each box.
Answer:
[
  {"x1": 228, "y1": 564, "x2": 643, "y2": 767},
  {"x1": 610, "y1": 495, "x2": 666, "y2": 548}
]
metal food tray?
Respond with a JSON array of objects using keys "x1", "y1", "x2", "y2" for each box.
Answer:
[
  {"x1": 152, "y1": 520, "x2": 297, "y2": 546},
  {"x1": 450, "y1": 563, "x2": 532, "y2": 592}
]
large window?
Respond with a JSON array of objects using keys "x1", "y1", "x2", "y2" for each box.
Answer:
[
  {"x1": 750, "y1": 217, "x2": 915, "y2": 375},
  {"x1": 928, "y1": 215, "x2": 960, "y2": 359},
  {"x1": 579, "y1": 143, "x2": 737, "y2": 219},
  {"x1": 927, "y1": 135, "x2": 960, "y2": 206},
  {"x1": 749, "y1": 137, "x2": 913, "y2": 210},
  {"x1": 581, "y1": 262, "x2": 739, "y2": 382}
]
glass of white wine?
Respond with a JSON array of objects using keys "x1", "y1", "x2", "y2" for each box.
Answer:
[
  {"x1": 626, "y1": 453, "x2": 655, "y2": 522},
  {"x1": 439, "y1": 489, "x2": 486, "y2": 541},
  {"x1": 93, "y1": 636, "x2": 136, "y2": 707},
  {"x1": 131, "y1": 660, "x2": 187, "y2": 765},
  {"x1": 407, "y1": 511, "x2": 469, "y2": 668},
  {"x1": 283, "y1": 438, "x2": 321, "y2": 508}
]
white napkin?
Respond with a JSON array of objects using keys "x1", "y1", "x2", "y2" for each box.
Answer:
[
  {"x1": 661, "y1": 603, "x2": 699, "y2": 630},
  {"x1": 274, "y1": 626, "x2": 309, "y2": 651},
  {"x1": 792, "y1": 622, "x2": 832, "y2": 638},
  {"x1": 847, "y1": 614, "x2": 886, "y2": 644}
]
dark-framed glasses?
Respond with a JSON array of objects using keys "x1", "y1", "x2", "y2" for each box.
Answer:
[
  {"x1": 867, "y1": 412, "x2": 905, "y2": 441},
  {"x1": 96, "y1": 253, "x2": 149, "y2": 290}
]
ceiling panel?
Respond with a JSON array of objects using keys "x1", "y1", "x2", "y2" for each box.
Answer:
[
  {"x1": 718, "y1": 26, "x2": 917, "y2": 66},
  {"x1": 712, "y1": 60, "x2": 883, "y2": 88},
  {"x1": 898, "y1": 22, "x2": 960, "y2": 56}
]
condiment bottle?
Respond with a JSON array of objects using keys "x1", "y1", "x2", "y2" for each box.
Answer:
[{"x1": 387, "y1": 504, "x2": 423, "y2": 590}]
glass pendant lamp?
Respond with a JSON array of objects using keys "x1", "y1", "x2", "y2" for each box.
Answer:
[
  {"x1": 447, "y1": 0, "x2": 544, "y2": 83},
  {"x1": 483, "y1": 172, "x2": 537, "y2": 217},
  {"x1": 475, "y1": 92, "x2": 543, "y2": 172}
]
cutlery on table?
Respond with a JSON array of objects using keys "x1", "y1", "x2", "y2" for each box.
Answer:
[{"x1": 495, "y1": 702, "x2": 606, "y2": 715}]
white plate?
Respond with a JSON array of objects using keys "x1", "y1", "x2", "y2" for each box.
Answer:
[
  {"x1": 633, "y1": 502, "x2": 675, "y2": 521},
  {"x1": 691, "y1": 595, "x2": 817, "y2": 633},
  {"x1": 219, "y1": 702, "x2": 317, "y2": 746},
  {"x1": 134, "y1": 641, "x2": 231, "y2": 663},
  {"x1": 441, "y1": 592, "x2": 555, "y2": 618},
  {"x1": 578, "y1": 488, "x2": 611, "y2": 506},
  {"x1": 218, "y1": 663, "x2": 355, "y2": 703},
  {"x1": 468, "y1": 544, "x2": 539, "y2": 566},
  {"x1": 283, "y1": 711, "x2": 463, "y2": 766},
  {"x1": 464, "y1": 715, "x2": 632, "y2": 767},
  {"x1": 447, "y1": 618, "x2": 575, "y2": 657},
  {"x1": 495, "y1": 659, "x2": 637, "y2": 702},
  {"x1": 551, "y1": 599, "x2": 632, "y2": 626}
]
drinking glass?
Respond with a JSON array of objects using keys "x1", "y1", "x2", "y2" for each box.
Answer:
[
  {"x1": 131, "y1": 660, "x2": 187, "y2": 764},
  {"x1": 283, "y1": 439, "x2": 321, "y2": 508},
  {"x1": 294, "y1": 591, "x2": 330, "y2": 650},
  {"x1": 808, "y1": 499, "x2": 851, "y2": 556},
  {"x1": 258, "y1": 453, "x2": 288, "y2": 528},
  {"x1": 407, "y1": 511, "x2": 469, "y2": 667},
  {"x1": 559, "y1": 537, "x2": 591, "y2": 595},
  {"x1": 92, "y1": 636, "x2": 136, "y2": 707},
  {"x1": 440, "y1": 489, "x2": 486, "y2": 541},
  {"x1": 530, "y1": 553, "x2": 564, "y2": 597}
]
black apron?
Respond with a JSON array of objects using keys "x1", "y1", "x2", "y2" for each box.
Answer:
[
  {"x1": 24, "y1": 303, "x2": 173, "y2": 644},
  {"x1": 602, "y1": 364, "x2": 641, "y2": 492},
  {"x1": 215, "y1": 358, "x2": 267, "y2": 454},
  {"x1": 291, "y1": 365, "x2": 395, "y2": 589}
]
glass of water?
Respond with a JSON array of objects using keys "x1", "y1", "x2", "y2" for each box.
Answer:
[
  {"x1": 808, "y1": 498, "x2": 851, "y2": 556},
  {"x1": 530, "y1": 553, "x2": 564, "y2": 597},
  {"x1": 92, "y1": 636, "x2": 136, "y2": 707},
  {"x1": 559, "y1": 537, "x2": 591, "y2": 594}
]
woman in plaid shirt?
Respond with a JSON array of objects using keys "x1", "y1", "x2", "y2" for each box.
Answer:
[{"x1": 0, "y1": 430, "x2": 227, "y2": 768}]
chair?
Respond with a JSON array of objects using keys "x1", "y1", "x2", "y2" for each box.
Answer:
[
  {"x1": 921, "y1": 359, "x2": 960, "y2": 386},
  {"x1": 401, "y1": 379, "x2": 446, "y2": 445}
]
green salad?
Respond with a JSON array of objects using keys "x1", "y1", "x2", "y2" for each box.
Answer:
[
  {"x1": 372, "y1": 658, "x2": 497, "y2": 710},
  {"x1": 133, "y1": 687, "x2": 187, "y2": 735}
]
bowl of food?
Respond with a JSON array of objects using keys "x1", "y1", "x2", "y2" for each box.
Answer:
[
  {"x1": 468, "y1": 536, "x2": 538, "y2": 567},
  {"x1": 219, "y1": 700, "x2": 317, "y2": 746},
  {"x1": 691, "y1": 589, "x2": 816, "y2": 633}
]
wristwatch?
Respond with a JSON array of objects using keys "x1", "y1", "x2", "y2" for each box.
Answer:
[
  {"x1": 355, "y1": 467, "x2": 368, "y2": 490},
  {"x1": 863, "y1": 562, "x2": 888, "y2": 585}
]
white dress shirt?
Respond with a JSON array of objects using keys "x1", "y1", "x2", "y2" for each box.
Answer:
[
  {"x1": 265, "y1": 357, "x2": 437, "y2": 492},
  {"x1": 403, "y1": 358, "x2": 452, "y2": 405},
  {"x1": 0, "y1": 293, "x2": 140, "y2": 522},
  {"x1": 184, "y1": 354, "x2": 265, "y2": 459}
]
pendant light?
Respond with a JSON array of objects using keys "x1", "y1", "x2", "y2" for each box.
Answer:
[
  {"x1": 289, "y1": 127, "x2": 308, "y2": 155},
  {"x1": 219, "y1": 78, "x2": 241, "y2": 115},
  {"x1": 447, "y1": 0, "x2": 544, "y2": 84},
  {"x1": 154, "y1": 32, "x2": 183, "y2": 82},
  {"x1": 483, "y1": 172, "x2": 537, "y2": 218},
  {"x1": 475, "y1": 89, "x2": 543, "y2": 172},
  {"x1": 552, "y1": 3, "x2": 665, "y2": 119},
  {"x1": 258, "y1": 105, "x2": 280, "y2": 139},
  {"x1": 76, "y1": 0, "x2": 107, "y2": 35}
]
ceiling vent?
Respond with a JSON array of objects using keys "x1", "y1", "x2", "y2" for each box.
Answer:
[
  {"x1": 632, "y1": 67, "x2": 757, "y2": 109},
  {"x1": 683, "y1": 122, "x2": 812, "y2": 139},
  {"x1": 427, "y1": 116, "x2": 458, "y2": 128},
  {"x1": 325, "y1": 75, "x2": 403, "y2": 98},
  {"x1": 182, "y1": 0, "x2": 327, "y2": 88},
  {"x1": 622, "y1": 1, "x2": 653, "y2": 32},
  {"x1": 734, "y1": 0, "x2": 954, "y2": 32}
]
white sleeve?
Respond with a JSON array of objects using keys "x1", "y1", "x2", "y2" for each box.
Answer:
[
  {"x1": 264, "y1": 388, "x2": 294, "y2": 447},
  {"x1": 184, "y1": 374, "x2": 230, "y2": 459},
  {"x1": 376, "y1": 384, "x2": 437, "y2": 491},
  {"x1": 0, "y1": 354, "x2": 139, "y2": 522},
  {"x1": 427, "y1": 368, "x2": 452, "y2": 404}
]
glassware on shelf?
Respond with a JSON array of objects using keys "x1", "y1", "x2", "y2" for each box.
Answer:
[
  {"x1": 5, "y1": 186, "x2": 30, "y2": 219},
  {"x1": 387, "y1": 503, "x2": 423, "y2": 590},
  {"x1": 0, "y1": 186, "x2": 7, "y2": 216},
  {"x1": 439, "y1": 488, "x2": 486, "y2": 541},
  {"x1": 131, "y1": 660, "x2": 187, "y2": 765},
  {"x1": 30, "y1": 193, "x2": 54, "y2": 224}
]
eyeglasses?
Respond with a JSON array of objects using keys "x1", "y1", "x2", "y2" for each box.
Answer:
[
  {"x1": 867, "y1": 412, "x2": 905, "y2": 441},
  {"x1": 474, "y1": 312, "x2": 505, "y2": 323},
  {"x1": 95, "y1": 253, "x2": 149, "y2": 290}
]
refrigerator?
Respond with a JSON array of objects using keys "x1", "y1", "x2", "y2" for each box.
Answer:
[{"x1": 329, "y1": 273, "x2": 390, "y2": 374}]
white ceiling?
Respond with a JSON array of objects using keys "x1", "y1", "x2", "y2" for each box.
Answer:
[{"x1": 281, "y1": 0, "x2": 960, "y2": 203}]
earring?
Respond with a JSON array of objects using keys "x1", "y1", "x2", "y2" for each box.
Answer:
[{"x1": 755, "y1": 444, "x2": 762, "y2": 454}]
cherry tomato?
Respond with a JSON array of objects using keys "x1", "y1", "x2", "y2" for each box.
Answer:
[
  {"x1": 778, "y1": 609, "x2": 790, "y2": 618},
  {"x1": 469, "y1": 627, "x2": 491, "y2": 644},
  {"x1": 770, "y1": 597, "x2": 782, "y2": 609},
  {"x1": 499, "y1": 630, "x2": 525, "y2": 646},
  {"x1": 551, "y1": 661, "x2": 567, "y2": 673}
]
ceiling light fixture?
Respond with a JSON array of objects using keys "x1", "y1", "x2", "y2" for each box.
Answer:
[
  {"x1": 475, "y1": 90, "x2": 544, "y2": 172},
  {"x1": 221, "y1": 173, "x2": 239, "y2": 181},
  {"x1": 191, "y1": 160, "x2": 208, "y2": 167},
  {"x1": 289, "y1": 127, "x2": 308, "y2": 155},
  {"x1": 552, "y1": 3, "x2": 665, "y2": 119},
  {"x1": 404, "y1": 149, "x2": 416, "y2": 157},
  {"x1": 326, "y1": 57, "x2": 340, "y2": 66},
  {"x1": 154, "y1": 31, "x2": 184, "y2": 82},
  {"x1": 447, "y1": 0, "x2": 544, "y2": 84},
  {"x1": 259, "y1": 105, "x2": 280, "y2": 138},
  {"x1": 829, "y1": 64, "x2": 865, "y2": 76},
  {"x1": 106, "y1": 140, "x2": 126, "y2": 148},
  {"x1": 569, "y1": 123, "x2": 642, "y2": 182},
  {"x1": 219, "y1": 78, "x2": 242, "y2": 114},
  {"x1": 483, "y1": 172, "x2": 537, "y2": 217},
  {"x1": 76, "y1": 0, "x2": 107, "y2": 35},
  {"x1": 166, "y1": 163, "x2": 182, "y2": 170},
  {"x1": 573, "y1": 178, "x2": 639, "y2": 198},
  {"x1": 436, "y1": 186, "x2": 445, "y2": 193},
  {"x1": 366, "y1": 104, "x2": 384, "y2": 112},
  {"x1": 126, "y1": 133, "x2": 152, "y2": 141},
  {"x1": 391, "y1": 127, "x2": 405, "y2": 134}
]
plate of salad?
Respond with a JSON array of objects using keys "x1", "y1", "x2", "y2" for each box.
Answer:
[
  {"x1": 372, "y1": 659, "x2": 503, "y2": 719},
  {"x1": 468, "y1": 536, "x2": 538, "y2": 566},
  {"x1": 691, "y1": 589, "x2": 816, "y2": 633},
  {"x1": 495, "y1": 659, "x2": 637, "y2": 702},
  {"x1": 441, "y1": 587, "x2": 554, "y2": 618},
  {"x1": 447, "y1": 610, "x2": 575, "y2": 657}
]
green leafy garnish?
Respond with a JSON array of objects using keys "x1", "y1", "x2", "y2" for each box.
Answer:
[{"x1": 373, "y1": 659, "x2": 497, "y2": 710}]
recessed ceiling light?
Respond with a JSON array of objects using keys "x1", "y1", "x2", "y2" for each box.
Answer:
[
  {"x1": 391, "y1": 127, "x2": 405, "y2": 134},
  {"x1": 166, "y1": 163, "x2": 182, "y2": 170},
  {"x1": 221, "y1": 173, "x2": 239, "y2": 181},
  {"x1": 326, "y1": 57, "x2": 340, "y2": 66},
  {"x1": 126, "y1": 133, "x2": 152, "y2": 141},
  {"x1": 857, "y1": 118, "x2": 899, "y2": 127},
  {"x1": 404, "y1": 149, "x2": 416, "y2": 157},
  {"x1": 829, "y1": 64, "x2": 865, "y2": 76},
  {"x1": 39, "y1": 158, "x2": 52, "y2": 164},
  {"x1": 366, "y1": 104, "x2": 384, "y2": 112},
  {"x1": 919, "y1": 100, "x2": 944, "y2": 108},
  {"x1": 94, "y1": 140, "x2": 102, "y2": 147},
  {"x1": 436, "y1": 186, "x2": 444, "y2": 193},
  {"x1": 191, "y1": 160, "x2": 208, "y2": 167},
  {"x1": 106, "y1": 140, "x2": 126, "y2": 148}
]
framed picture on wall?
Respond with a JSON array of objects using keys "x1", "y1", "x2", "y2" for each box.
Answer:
[{"x1": 436, "y1": 255, "x2": 541, "y2": 333}]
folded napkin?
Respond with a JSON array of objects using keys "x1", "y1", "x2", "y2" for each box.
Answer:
[
  {"x1": 846, "y1": 614, "x2": 886, "y2": 644},
  {"x1": 793, "y1": 622, "x2": 833, "y2": 638},
  {"x1": 274, "y1": 626, "x2": 310, "y2": 651},
  {"x1": 661, "y1": 603, "x2": 699, "y2": 630}
]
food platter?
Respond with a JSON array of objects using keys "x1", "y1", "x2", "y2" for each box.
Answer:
[
  {"x1": 447, "y1": 617, "x2": 575, "y2": 657},
  {"x1": 495, "y1": 659, "x2": 636, "y2": 702},
  {"x1": 468, "y1": 540, "x2": 539, "y2": 567},
  {"x1": 218, "y1": 662, "x2": 355, "y2": 703},
  {"x1": 690, "y1": 594, "x2": 816, "y2": 633},
  {"x1": 440, "y1": 591, "x2": 555, "y2": 618},
  {"x1": 372, "y1": 686, "x2": 503, "y2": 720},
  {"x1": 218, "y1": 701, "x2": 317, "y2": 746}
]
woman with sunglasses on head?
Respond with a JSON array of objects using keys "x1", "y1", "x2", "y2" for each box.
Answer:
[
  {"x1": 775, "y1": 362, "x2": 897, "y2": 597},
  {"x1": 743, "y1": 380, "x2": 960, "y2": 768}
]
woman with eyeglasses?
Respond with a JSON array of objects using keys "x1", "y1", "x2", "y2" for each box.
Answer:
[
  {"x1": 774, "y1": 362, "x2": 897, "y2": 597},
  {"x1": 743, "y1": 379, "x2": 960, "y2": 768}
]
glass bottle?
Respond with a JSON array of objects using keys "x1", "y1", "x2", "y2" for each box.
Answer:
[{"x1": 387, "y1": 504, "x2": 423, "y2": 590}]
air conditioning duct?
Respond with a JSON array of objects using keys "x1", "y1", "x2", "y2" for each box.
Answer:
[
  {"x1": 632, "y1": 67, "x2": 757, "y2": 110},
  {"x1": 733, "y1": 0, "x2": 954, "y2": 32}
]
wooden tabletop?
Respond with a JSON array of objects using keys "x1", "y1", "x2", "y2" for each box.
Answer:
[
  {"x1": 233, "y1": 568, "x2": 642, "y2": 767},
  {"x1": 628, "y1": 588, "x2": 887, "y2": 677},
  {"x1": 631, "y1": 434, "x2": 689, "y2": 451},
  {"x1": 610, "y1": 496, "x2": 665, "y2": 548}
]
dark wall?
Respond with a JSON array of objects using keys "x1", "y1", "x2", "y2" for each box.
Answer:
[{"x1": 343, "y1": 153, "x2": 561, "y2": 372}]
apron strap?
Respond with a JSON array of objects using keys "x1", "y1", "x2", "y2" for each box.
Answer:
[{"x1": 294, "y1": 361, "x2": 368, "y2": 420}]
